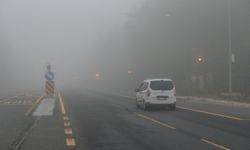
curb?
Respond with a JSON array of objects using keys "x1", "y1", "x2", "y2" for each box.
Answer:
[{"x1": 177, "y1": 96, "x2": 250, "y2": 108}]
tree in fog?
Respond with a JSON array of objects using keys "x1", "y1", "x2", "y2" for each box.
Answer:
[{"x1": 95, "y1": 0, "x2": 250, "y2": 95}]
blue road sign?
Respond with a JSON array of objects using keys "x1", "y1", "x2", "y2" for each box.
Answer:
[
  {"x1": 45, "y1": 71, "x2": 55, "y2": 81},
  {"x1": 47, "y1": 64, "x2": 51, "y2": 71}
]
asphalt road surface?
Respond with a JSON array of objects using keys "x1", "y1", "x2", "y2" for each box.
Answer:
[{"x1": 0, "y1": 90, "x2": 249, "y2": 150}]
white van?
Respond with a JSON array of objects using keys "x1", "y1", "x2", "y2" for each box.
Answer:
[{"x1": 135, "y1": 79, "x2": 176, "y2": 110}]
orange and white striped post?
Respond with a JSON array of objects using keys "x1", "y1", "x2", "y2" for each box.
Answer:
[
  {"x1": 45, "y1": 80, "x2": 55, "y2": 96},
  {"x1": 45, "y1": 64, "x2": 55, "y2": 97}
]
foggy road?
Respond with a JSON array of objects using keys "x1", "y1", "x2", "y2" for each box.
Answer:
[
  {"x1": 1, "y1": 0, "x2": 250, "y2": 149},
  {"x1": 0, "y1": 93, "x2": 41, "y2": 150},
  {"x1": 1, "y1": 90, "x2": 249, "y2": 150}
]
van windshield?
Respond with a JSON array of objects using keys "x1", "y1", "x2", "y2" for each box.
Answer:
[{"x1": 150, "y1": 81, "x2": 174, "y2": 91}]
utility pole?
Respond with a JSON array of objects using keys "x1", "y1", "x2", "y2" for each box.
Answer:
[{"x1": 228, "y1": 0, "x2": 233, "y2": 92}]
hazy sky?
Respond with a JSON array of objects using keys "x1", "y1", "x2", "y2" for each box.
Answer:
[
  {"x1": 0, "y1": 0, "x2": 142, "y2": 91},
  {"x1": 1, "y1": 0, "x2": 249, "y2": 94}
]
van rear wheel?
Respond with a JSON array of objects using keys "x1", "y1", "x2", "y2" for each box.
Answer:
[{"x1": 170, "y1": 104, "x2": 176, "y2": 111}]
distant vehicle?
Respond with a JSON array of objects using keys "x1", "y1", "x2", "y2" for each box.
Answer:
[{"x1": 135, "y1": 79, "x2": 176, "y2": 110}]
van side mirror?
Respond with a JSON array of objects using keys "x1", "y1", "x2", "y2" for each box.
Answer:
[{"x1": 135, "y1": 88, "x2": 140, "y2": 92}]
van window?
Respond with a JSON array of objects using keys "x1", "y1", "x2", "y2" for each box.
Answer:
[
  {"x1": 150, "y1": 80, "x2": 174, "y2": 91},
  {"x1": 139, "y1": 82, "x2": 148, "y2": 91}
]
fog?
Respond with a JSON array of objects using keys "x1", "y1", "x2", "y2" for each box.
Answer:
[
  {"x1": 0, "y1": 0, "x2": 249, "y2": 96},
  {"x1": 0, "y1": 0, "x2": 141, "y2": 94}
]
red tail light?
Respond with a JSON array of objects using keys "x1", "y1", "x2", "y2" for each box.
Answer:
[
  {"x1": 173, "y1": 88, "x2": 176, "y2": 96},
  {"x1": 147, "y1": 89, "x2": 151, "y2": 97}
]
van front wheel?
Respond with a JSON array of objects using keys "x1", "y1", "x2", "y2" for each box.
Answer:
[
  {"x1": 136, "y1": 99, "x2": 139, "y2": 109},
  {"x1": 142, "y1": 100, "x2": 150, "y2": 111}
]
